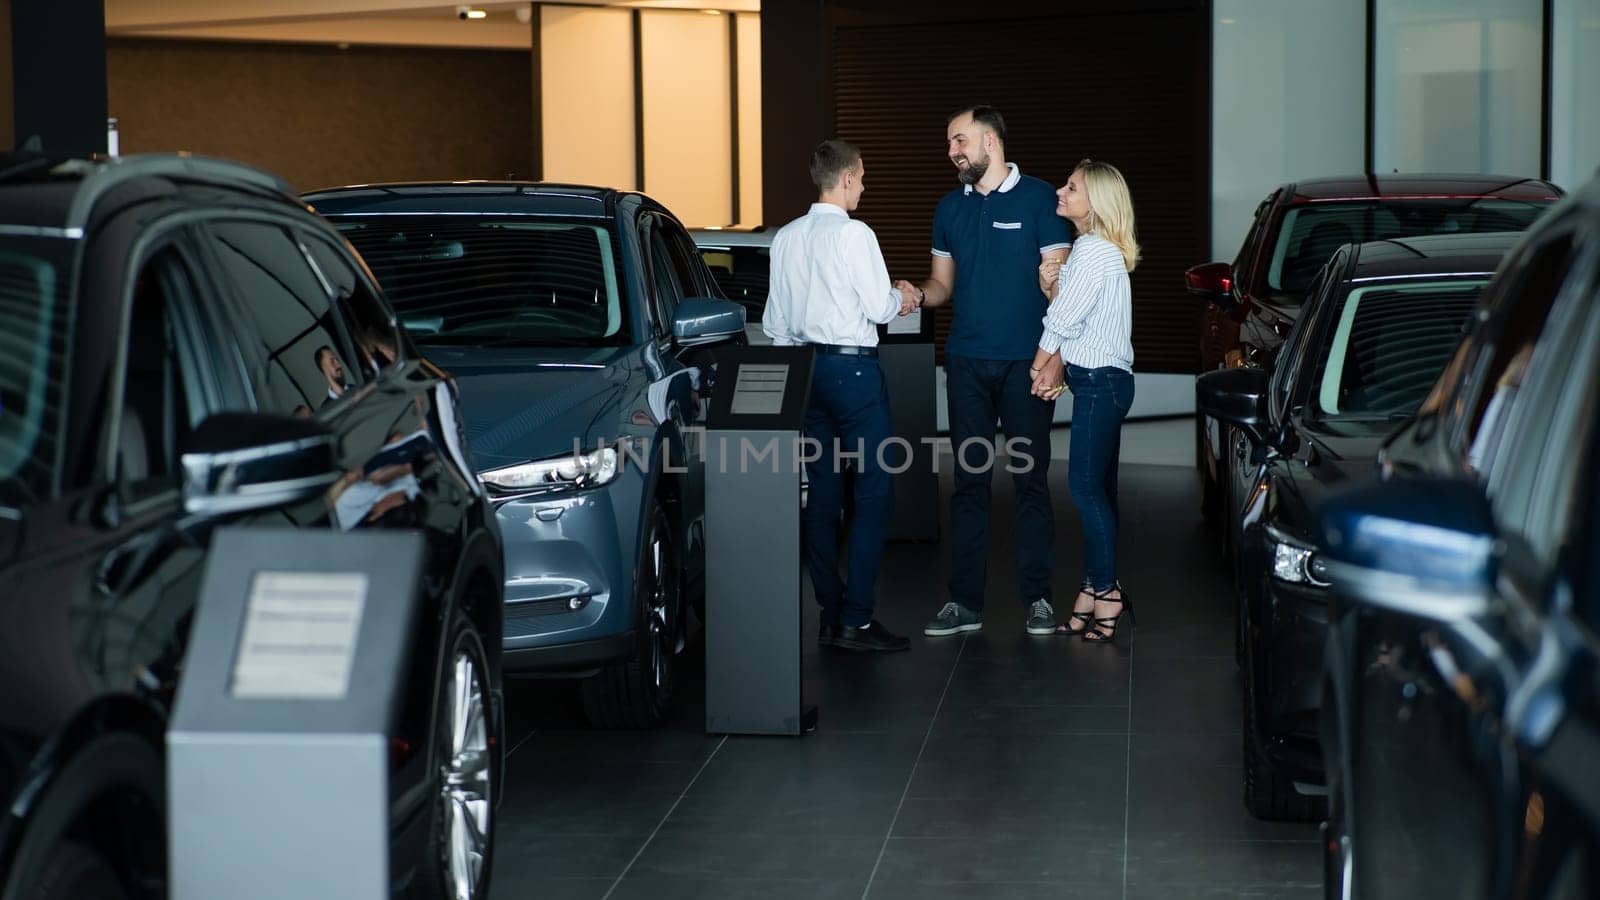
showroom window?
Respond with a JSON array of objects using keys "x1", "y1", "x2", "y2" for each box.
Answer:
[{"x1": 1372, "y1": 0, "x2": 1542, "y2": 176}]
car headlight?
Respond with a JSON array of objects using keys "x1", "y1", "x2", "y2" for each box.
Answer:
[
  {"x1": 479, "y1": 444, "x2": 625, "y2": 492},
  {"x1": 1267, "y1": 525, "x2": 1332, "y2": 587}
]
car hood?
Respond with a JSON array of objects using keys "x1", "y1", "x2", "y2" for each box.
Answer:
[
  {"x1": 1266, "y1": 418, "x2": 1395, "y2": 538},
  {"x1": 421, "y1": 344, "x2": 644, "y2": 472}
]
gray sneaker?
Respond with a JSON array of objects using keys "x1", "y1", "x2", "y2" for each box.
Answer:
[
  {"x1": 924, "y1": 601, "x2": 983, "y2": 636},
  {"x1": 1025, "y1": 599, "x2": 1057, "y2": 635}
]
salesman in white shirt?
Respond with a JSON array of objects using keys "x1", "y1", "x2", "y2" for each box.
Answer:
[{"x1": 764, "y1": 139, "x2": 919, "y2": 652}]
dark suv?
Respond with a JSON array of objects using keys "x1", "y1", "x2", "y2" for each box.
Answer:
[
  {"x1": 1314, "y1": 175, "x2": 1600, "y2": 900},
  {"x1": 1186, "y1": 174, "x2": 1561, "y2": 530},
  {"x1": 304, "y1": 183, "x2": 746, "y2": 729},
  {"x1": 1198, "y1": 231, "x2": 1515, "y2": 822},
  {"x1": 0, "y1": 154, "x2": 503, "y2": 900}
]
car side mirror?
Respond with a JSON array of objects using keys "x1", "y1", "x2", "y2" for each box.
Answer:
[
  {"x1": 1186, "y1": 261, "x2": 1237, "y2": 310},
  {"x1": 179, "y1": 412, "x2": 342, "y2": 517},
  {"x1": 673, "y1": 297, "x2": 745, "y2": 347},
  {"x1": 1314, "y1": 476, "x2": 1495, "y2": 620},
  {"x1": 1196, "y1": 367, "x2": 1273, "y2": 450}
]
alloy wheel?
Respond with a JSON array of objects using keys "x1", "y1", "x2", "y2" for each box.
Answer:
[{"x1": 439, "y1": 649, "x2": 491, "y2": 900}]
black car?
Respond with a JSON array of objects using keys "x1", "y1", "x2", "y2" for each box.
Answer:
[
  {"x1": 1186, "y1": 175, "x2": 1561, "y2": 547},
  {"x1": 1314, "y1": 177, "x2": 1600, "y2": 899},
  {"x1": 1198, "y1": 231, "x2": 1515, "y2": 822},
  {"x1": 0, "y1": 154, "x2": 503, "y2": 900}
]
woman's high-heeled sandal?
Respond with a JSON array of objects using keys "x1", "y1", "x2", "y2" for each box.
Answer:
[
  {"x1": 1056, "y1": 583, "x2": 1097, "y2": 635},
  {"x1": 1082, "y1": 583, "x2": 1134, "y2": 643}
]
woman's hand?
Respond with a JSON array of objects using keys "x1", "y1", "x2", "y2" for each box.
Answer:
[
  {"x1": 1038, "y1": 258, "x2": 1061, "y2": 298},
  {"x1": 1029, "y1": 354, "x2": 1066, "y2": 401}
]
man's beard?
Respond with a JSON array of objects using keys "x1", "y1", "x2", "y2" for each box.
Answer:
[{"x1": 954, "y1": 150, "x2": 989, "y2": 185}]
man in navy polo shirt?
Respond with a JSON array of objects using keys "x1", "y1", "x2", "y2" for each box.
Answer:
[{"x1": 897, "y1": 105, "x2": 1071, "y2": 638}]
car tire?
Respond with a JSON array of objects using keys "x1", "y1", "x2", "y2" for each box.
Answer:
[
  {"x1": 581, "y1": 498, "x2": 680, "y2": 729},
  {"x1": 20, "y1": 842, "x2": 127, "y2": 900},
  {"x1": 0, "y1": 733, "x2": 163, "y2": 900},
  {"x1": 423, "y1": 627, "x2": 497, "y2": 900},
  {"x1": 1243, "y1": 642, "x2": 1326, "y2": 822}
]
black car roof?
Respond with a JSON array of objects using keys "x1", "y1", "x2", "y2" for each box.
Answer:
[
  {"x1": 0, "y1": 152, "x2": 303, "y2": 231},
  {"x1": 303, "y1": 182, "x2": 629, "y2": 220},
  {"x1": 1346, "y1": 231, "x2": 1522, "y2": 282},
  {"x1": 1286, "y1": 173, "x2": 1563, "y2": 202}
]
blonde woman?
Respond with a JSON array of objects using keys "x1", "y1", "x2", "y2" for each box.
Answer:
[{"x1": 1030, "y1": 159, "x2": 1139, "y2": 641}]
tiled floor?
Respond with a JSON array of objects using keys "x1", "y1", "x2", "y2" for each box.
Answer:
[{"x1": 490, "y1": 458, "x2": 1322, "y2": 900}]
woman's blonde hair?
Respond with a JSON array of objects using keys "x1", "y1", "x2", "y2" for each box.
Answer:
[{"x1": 1076, "y1": 159, "x2": 1140, "y2": 273}]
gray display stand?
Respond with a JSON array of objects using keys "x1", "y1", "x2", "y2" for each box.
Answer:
[
  {"x1": 168, "y1": 527, "x2": 426, "y2": 900},
  {"x1": 703, "y1": 346, "x2": 817, "y2": 736},
  {"x1": 879, "y1": 341, "x2": 939, "y2": 542}
]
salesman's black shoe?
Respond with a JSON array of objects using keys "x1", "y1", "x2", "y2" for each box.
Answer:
[
  {"x1": 819, "y1": 621, "x2": 842, "y2": 647},
  {"x1": 834, "y1": 620, "x2": 911, "y2": 652}
]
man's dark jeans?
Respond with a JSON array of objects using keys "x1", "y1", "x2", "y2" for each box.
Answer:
[
  {"x1": 1065, "y1": 363, "x2": 1135, "y2": 591},
  {"x1": 804, "y1": 354, "x2": 893, "y2": 630},
  {"x1": 945, "y1": 354, "x2": 1055, "y2": 612}
]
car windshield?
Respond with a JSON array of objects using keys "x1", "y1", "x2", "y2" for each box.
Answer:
[
  {"x1": 0, "y1": 236, "x2": 70, "y2": 506},
  {"x1": 1307, "y1": 278, "x2": 1489, "y2": 421},
  {"x1": 1268, "y1": 199, "x2": 1549, "y2": 293},
  {"x1": 336, "y1": 217, "x2": 629, "y2": 347}
]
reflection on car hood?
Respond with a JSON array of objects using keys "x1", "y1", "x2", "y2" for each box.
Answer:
[
  {"x1": 1270, "y1": 419, "x2": 1394, "y2": 537},
  {"x1": 423, "y1": 344, "x2": 640, "y2": 471}
]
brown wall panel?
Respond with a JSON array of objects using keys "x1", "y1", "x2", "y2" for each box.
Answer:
[
  {"x1": 760, "y1": 0, "x2": 1208, "y2": 372},
  {"x1": 107, "y1": 38, "x2": 533, "y2": 193},
  {"x1": 829, "y1": 10, "x2": 1207, "y2": 372}
]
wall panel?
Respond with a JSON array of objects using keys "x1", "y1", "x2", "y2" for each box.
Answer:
[
  {"x1": 107, "y1": 38, "x2": 532, "y2": 191},
  {"x1": 540, "y1": 5, "x2": 635, "y2": 190},
  {"x1": 830, "y1": 10, "x2": 1208, "y2": 372},
  {"x1": 640, "y1": 10, "x2": 732, "y2": 226}
]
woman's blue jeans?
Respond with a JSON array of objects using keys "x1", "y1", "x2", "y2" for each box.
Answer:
[{"x1": 1066, "y1": 364, "x2": 1135, "y2": 592}]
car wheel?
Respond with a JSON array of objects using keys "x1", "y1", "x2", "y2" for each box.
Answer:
[
  {"x1": 0, "y1": 733, "x2": 163, "y2": 900},
  {"x1": 19, "y1": 842, "x2": 127, "y2": 900},
  {"x1": 581, "y1": 499, "x2": 680, "y2": 729},
  {"x1": 425, "y1": 629, "x2": 496, "y2": 900},
  {"x1": 1242, "y1": 642, "x2": 1326, "y2": 822}
]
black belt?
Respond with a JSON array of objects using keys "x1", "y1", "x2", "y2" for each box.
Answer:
[{"x1": 811, "y1": 344, "x2": 878, "y2": 357}]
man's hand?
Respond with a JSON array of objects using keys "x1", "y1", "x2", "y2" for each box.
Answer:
[{"x1": 894, "y1": 279, "x2": 923, "y2": 316}]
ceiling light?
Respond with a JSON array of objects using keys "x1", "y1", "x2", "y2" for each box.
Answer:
[
  {"x1": 466, "y1": 8, "x2": 488, "y2": 18},
  {"x1": 702, "y1": 9, "x2": 724, "y2": 14}
]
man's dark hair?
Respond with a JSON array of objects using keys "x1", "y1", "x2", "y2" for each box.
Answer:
[
  {"x1": 809, "y1": 139, "x2": 861, "y2": 192},
  {"x1": 947, "y1": 104, "x2": 1007, "y2": 145},
  {"x1": 314, "y1": 345, "x2": 336, "y2": 369}
]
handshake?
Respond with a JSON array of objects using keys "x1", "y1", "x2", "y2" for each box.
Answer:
[{"x1": 893, "y1": 279, "x2": 924, "y2": 316}]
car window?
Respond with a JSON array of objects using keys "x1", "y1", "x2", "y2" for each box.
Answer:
[
  {"x1": 335, "y1": 216, "x2": 627, "y2": 349},
  {"x1": 659, "y1": 218, "x2": 708, "y2": 300},
  {"x1": 1233, "y1": 192, "x2": 1274, "y2": 285},
  {"x1": 1464, "y1": 235, "x2": 1579, "y2": 474},
  {"x1": 643, "y1": 217, "x2": 684, "y2": 336},
  {"x1": 699, "y1": 242, "x2": 770, "y2": 319},
  {"x1": 1272, "y1": 259, "x2": 1336, "y2": 417},
  {"x1": 208, "y1": 220, "x2": 361, "y2": 418},
  {"x1": 300, "y1": 232, "x2": 402, "y2": 378},
  {"x1": 1482, "y1": 248, "x2": 1599, "y2": 568},
  {"x1": 1266, "y1": 199, "x2": 1550, "y2": 293},
  {"x1": 0, "y1": 237, "x2": 69, "y2": 506},
  {"x1": 113, "y1": 245, "x2": 207, "y2": 496},
  {"x1": 1303, "y1": 278, "x2": 1487, "y2": 421}
]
